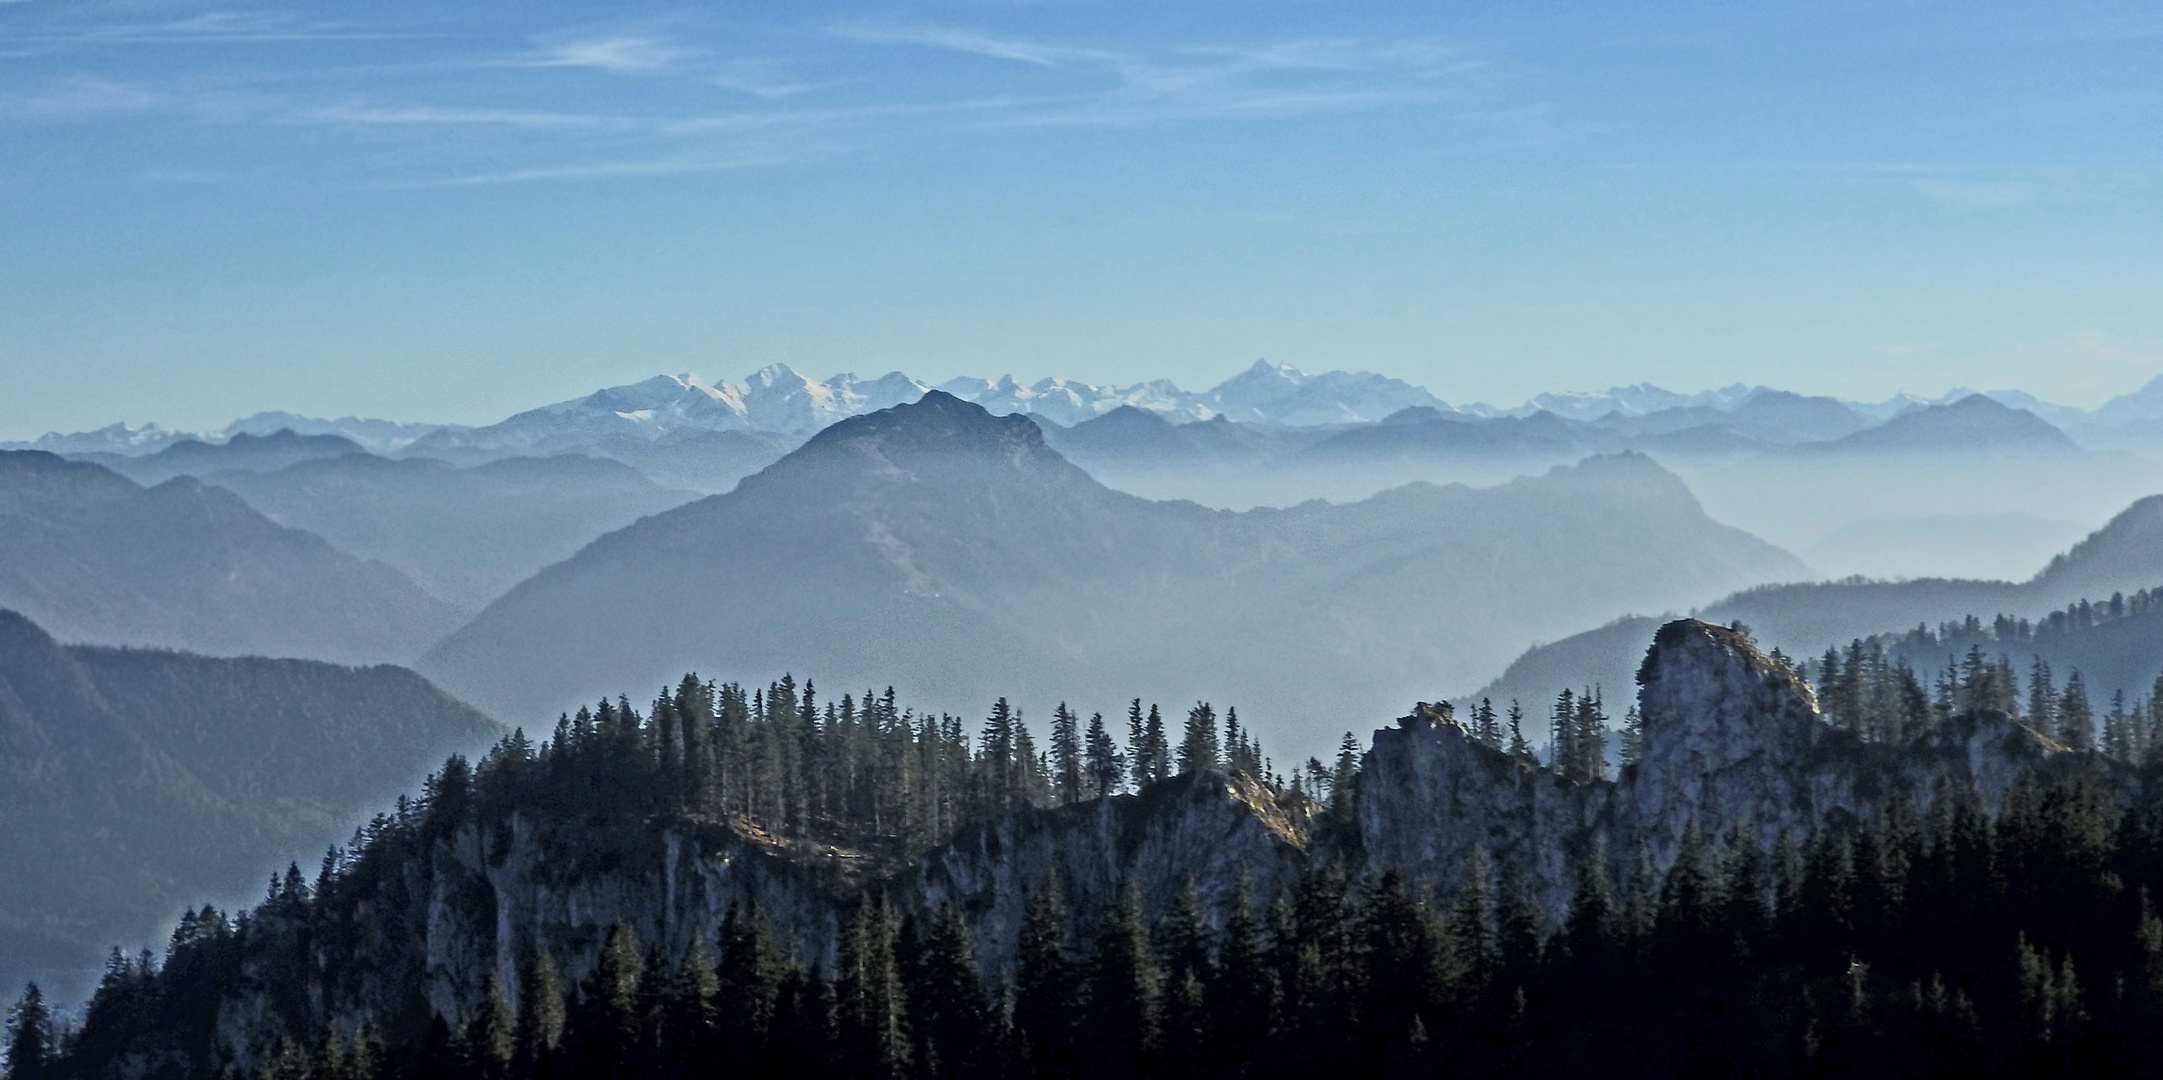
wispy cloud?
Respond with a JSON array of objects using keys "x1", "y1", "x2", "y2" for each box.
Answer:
[
  {"x1": 0, "y1": 77, "x2": 158, "y2": 118},
  {"x1": 20, "y1": 11, "x2": 427, "y2": 45},
  {"x1": 832, "y1": 23, "x2": 1078, "y2": 66},
  {"x1": 709, "y1": 59, "x2": 836, "y2": 100},
  {"x1": 518, "y1": 35, "x2": 706, "y2": 73},
  {"x1": 830, "y1": 23, "x2": 1480, "y2": 129},
  {"x1": 0, "y1": 13, "x2": 1495, "y2": 188},
  {"x1": 308, "y1": 101, "x2": 612, "y2": 130}
]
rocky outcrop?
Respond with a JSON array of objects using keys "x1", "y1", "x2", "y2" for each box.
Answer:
[
  {"x1": 209, "y1": 770, "x2": 1312, "y2": 1070},
  {"x1": 206, "y1": 618, "x2": 2127, "y2": 1070},
  {"x1": 1360, "y1": 618, "x2": 2103, "y2": 921}
]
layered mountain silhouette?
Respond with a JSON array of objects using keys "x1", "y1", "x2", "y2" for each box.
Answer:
[
  {"x1": 209, "y1": 453, "x2": 697, "y2": 612},
  {"x1": 1812, "y1": 393, "x2": 2079, "y2": 455},
  {"x1": 0, "y1": 451, "x2": 460, "y2": 663},
  {"x1": 1469, "y1": 492, "x2": 2163, "y2": 710},
  {"x1": 82, "y1": 429, "x2": 368, "y2": 487},
  {"x1": 420, "y1": 393, "x2": 1803, "y2": 747},
  {"x1": 0, "y1": 608, "x2": 498, "y2": 1000}
]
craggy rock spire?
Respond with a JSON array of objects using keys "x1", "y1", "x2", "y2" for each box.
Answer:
[
  {"x1": 1360, "y1": 618, "x2": 2082, "y2": 921},
  {"x1": 1628, "y1": 619, "x2": 1826, "y2": 872}
]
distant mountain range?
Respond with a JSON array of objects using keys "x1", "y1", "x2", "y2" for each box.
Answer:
[
  {"x1": 1466, "y1": 493, "x2": 2163, "y2": 712},
  {"x1": 0, "y1": 450, "x2": 462, "y2": 663},
  {"x1": 418, "y1": 392, "x2": 1804, "y2": 748},
  {"x1": 21, "y1": 362, "x2": 2163, "y2": 460},
  {"x1": 0, "y1": 607, "x2": 498, "y2": 1001}
]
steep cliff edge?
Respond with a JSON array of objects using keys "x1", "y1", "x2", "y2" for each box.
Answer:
[{"x1": 1361, "y1": 618, "x2": 2099, "y2": 919}]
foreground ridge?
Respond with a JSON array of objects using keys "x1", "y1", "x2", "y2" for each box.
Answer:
[{"x1": 36, "y1": 620, "x2": 2163, "y2": 1079}]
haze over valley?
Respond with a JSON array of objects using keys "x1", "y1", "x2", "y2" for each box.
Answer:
[{"x1": 9, "y1": 3, "x2": 2163, "y2": 1072}]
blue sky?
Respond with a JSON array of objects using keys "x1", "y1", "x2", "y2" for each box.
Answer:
[{"x1": 1, "y1": 0, "x2": 2158, "y2": 437}]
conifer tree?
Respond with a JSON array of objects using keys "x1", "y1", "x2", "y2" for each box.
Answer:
[
  {"x1": 1211, "y1": 871, "x2": 1277, "y2": 1058},
  {"x1": 1179, "y1": 702, "x2": 1220, "y2": 775},
  {"x1": 666, "y1": 933, "x2": 720, "y2": 1079},
  {"x1": 461, "y1": 973, "x2": 515, "y2": 1080},
  {"x1": 836, "y1": 897, "x2": 907, "y2": 1078},
  {"x1": 2060, "y1": 671, "x2": 2095, "y2": 751},
  {"x1": 1049, "y1": 704, "x2": 1082, "y2": 805},
  {"x1": 908, "y1": 905, "x2": 988, "y2": 1077},
  {"x1": 1126, "y1": 700, "x2": 1148, "y2": 791},
  {"x1": 516, "y1": 948, "x2": 567, "y2": 1074},
  {"x1": 1156, "y1": 877, "x2": 1213, "y2": 1074},
  {"x1": 1083, "y1": 711, "x2": 1121, "y2": 799},
  {"x1": 6, "y1": 983, "x2": 50, "y2": 1080},
  {"x1": 1451, "y1": 846, "x2": 1495, "y2": 1002},
  {"x1": 1505, "y1": 700, "x2": 1533, "y2": 763},
  {"x1": 1474, "y1": 697, "x2": 1502, "y2": 750},
  {"x1": 569, "y1": 922, "x2": 643, "y2": 1078},
  {"x1": 1014, "y1": 875, "x2": 1075, "y2": 1080},
  {"x1": 1081, "y1": 886, "x2": 1160, "y2": 1076},
  {"x1": 1142, "y1": 705, "x2": 1170, "y2": 785}
]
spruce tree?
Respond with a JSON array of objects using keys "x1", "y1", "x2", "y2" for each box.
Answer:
[
  {"x1": 1049, "y1": 704, "x2": 1082, "y2": 805},
  {"x1": 1451, "y1": 847, "x2": 1495, "y2": 1002},
  {"x1": 667, "y1": 933, "x2": 720, "y2": 1079},
  {"x1": 1179, "y1": 702, "x2": 1221, "y2": 775},
  {"x1": 1083, "y1": 711, "x2": 1122, "y2": 799},
  {"x1": 1124, "y1": 699, "x2": 1147, "y2": 791},
  {"x1": 1143, "y1": 705, "x2": 1170, "y2": 785},
  {"x1": 569, "y1": 922, "x2": 643, "y2": 1079},
  {"x1": 6, "y1": 984, "x2": 50, "y2": 1080},
  {"x1": 836, "y1": 897, "x2": 907, "y2": 1078},
  {"x1": 1080, "y1": 886, "x2": 1160, "y2": 1076},
  {"x1": 1505, "y1": 701, "x2": 1533, "y2": 763},
  {"x1": 1014, "y1": 875, "x2": 1075, "y2": 1080},
  {"x1": 1211, "y1": 871, "x2": 1277, "y2": 1059},
  {"x1": 1155, "y1": 876, "x2": 1214, "y2": 1073},
  {"x1": 908, "y1": 905, "x2": 989, "y2": 1076},
  {"x1": 2060, "y1": 671, "x2": 2095, "y2": 751},
  {"x1": 515, "y1": 948, "x2": 567, "y2": 1075},
  {"x1": 461, "y1": 972, "x2": 515, "y2": 1080}
]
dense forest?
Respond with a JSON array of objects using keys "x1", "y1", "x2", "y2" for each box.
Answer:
[
  {"x1": 20, "y1": 665, "x2": 2163, "y2": 1079},
  {"x1": 1796, "y1": 588, "x2": 2163, "y2": 762}
]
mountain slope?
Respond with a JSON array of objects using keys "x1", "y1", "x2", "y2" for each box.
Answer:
[
  {"x1": 0, "y1": 608, "x2": 499, "y2": 1000},
  {"x1": 0, "y1": 451, "x2": 461, "y2": 663},
  {"x1": 1812, "y1": 393, "x2": 2079, "y2": 455},
  {"x1": 1468, "y1": 491, "x2": 2163, "y2": 711},
  {"x1": 208, "y1": 453, "x2": 696, "y2": 612},
  {"x1": 420, "y1": 393, "x2": 1803, "y2": 749}
]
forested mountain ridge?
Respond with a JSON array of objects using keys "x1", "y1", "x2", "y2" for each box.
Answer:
[
  {"x1": 0, "y1": 450, "x2": 462, "y2": 664},
  {"x1": 38, "y1": 618, "x2": 2163, "y2": 1080},
  {"x1": 1468, "y1": 489, "x2": 2163, "y2": 715},
  {"x1": 0, "y1": 608, "x2": 499, "y2": 1001},
  {"x1": 419, "y1": 392, "x2": 1802, "y2": 749}
]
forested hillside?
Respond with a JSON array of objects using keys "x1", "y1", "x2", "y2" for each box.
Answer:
[
  {"x1": 32, "y1": 621, "x2": 2163, "y2": 1079},
  {"x1": 0, "y1": 610, "x2": 499, "y2": 1000}
]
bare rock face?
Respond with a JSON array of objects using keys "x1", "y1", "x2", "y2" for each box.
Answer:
[
  {"x1": 211, "y1": 770, "x2": 1313, "y2": 1071},
  {"x1": 1358, "y1": 711, "x2": 1604, "y2": 920},
  {"x1": 1627, "y1": 619, "x2": 1828, "y2": 872},
  {"x1": 896, "y1": 771, "x2": 1313, "y2": 971},
  {"x1": 1360, "y1": 618, "x2": 2094, "y2": 922}
]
